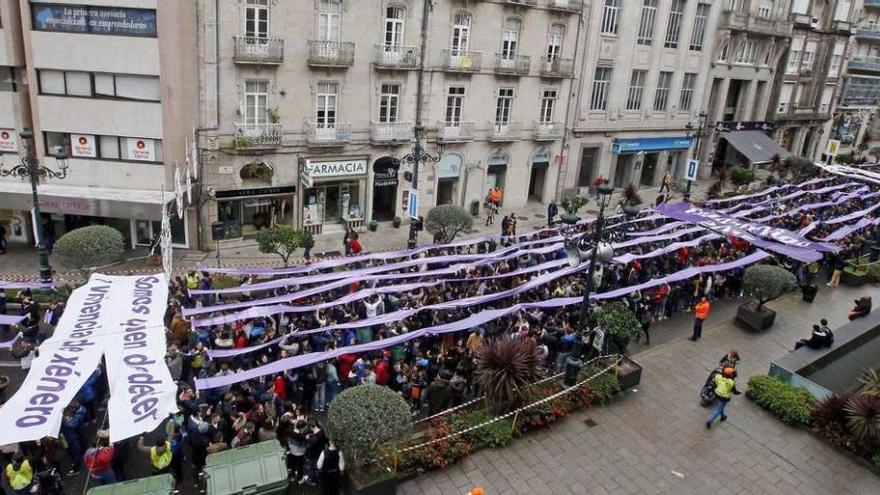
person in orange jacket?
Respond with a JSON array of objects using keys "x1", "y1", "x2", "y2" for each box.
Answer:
[{"x1": 689, "y1": 297, "x2": 711, "y2": 341}]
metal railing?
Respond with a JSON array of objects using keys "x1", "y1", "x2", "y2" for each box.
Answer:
[
  {"x1": 233, "y1": 123, "x2": 282, "y2": 148},
  {"x1": 533, "y1": 121, "x2": 563, "y2": 140},
  {"x1": 539, "y1": 57, "x2": 574, "y2": 77},
  {"x1": 487, "y1": 121, "x2": 522, "y2": 141},
  {"x1": 307, "y1": 40, "x2": 355, "y2": 66},
  {"x1": 848, "y1": 57, "x2": 880, "y2": 73},
  {"x1": 856, "y1": 27, "x2": 880, "y2": 40},
  {"x1": 373, "y1": 44, "x2": 420, "y2": 69},
  {"x1": 233, "y1": 36, "x2": 284, "y2": 64},
  {"x1": 441, "y1": 49, "x2": 482, "y2": 72},
  {"x1": 306, "y1": 121, "x2": 352, "y2": 145},
  {"x1": 436, "y1": 121, "x2": 475, "y2": 141},
  {"x1": 494, "y1": 54, "x2": 530, "y2": 75},
  {"x1": 866, "y1": 0, "x2": 880, "y2": 7},
  {"x1": 505, "y1": 0, "x2": 537, "y2": 5},
  {"x1": 370, "y1": 121, "x2": 414, "y2": 142}
]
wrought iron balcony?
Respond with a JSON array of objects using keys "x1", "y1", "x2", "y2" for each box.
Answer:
[
  {"x1": 233, "y1": 36, "x2": 284, "y2": 64},
  {"x1": 539, "y1": 57, "x2": 574, "y2": 78},
  {"x1": 533, "y1": 121, "x2": 563, "y2": 141},
  {"x1": 866, "y1": 0, "x2": 880, "y2": 8},
  {"x1": 373, "y1": 44, "x2": 420, "y2": 70},
  {"x1": 233, "y1": 123, "x2": 282, "y2": 149},
  {"x1": 505, "y1": 0, "x2": 537, "y2": 5},
  {"x1": 720, "y1": 10, "x2": 793, "y2": 37},
  {"x1": 487, "y1": 121, "x2": 522, "y2": 142},
  {"x1": 547, "y1": 0, "x2": 584, "y2": 13},
  {"x1": 308, "y1": 40, "x2": 355, "y2": 67},
  {"x1": 306, "y1": 122, "x2": 352, "y2": 146},
  {"x1": 440, "y1": 49, "x2": 482, "y2": 72},
  {"x1": 856, "y1": 27, "x2": 880, "y2": 42},
  {"x1": 494, "y1": 54, "x2": 530, "y2": 75},
  {"x1": 436, "y1": 121, "x2": 475, "y2": 142},
  {"x1": 848, "y1": 57, "x2": 880, "y2": 74},
  {"x1": 370, "y1": 121, "x2": 414, "y2": 143}
]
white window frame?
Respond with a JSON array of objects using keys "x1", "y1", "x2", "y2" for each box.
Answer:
[
  {"x1": 601, "y1": 0, "x2": 620, "y2": 35},
  {"x1": 626, "y1": 70, "x2": 647, "y2": 111},
  {"x1": 245, "y1": 80, "x2": 269, "y2": 125},
  {"x1": 801, "y1": 41, "x2": 817, "y2": 72},
  {"x1": 494, "y1": 87, "x2": 514, "y2": 126},
  {"x1": 540, "y1": 89, "x2": 557, "y2": 124},
  {"x1": 590, "y1": 67, "x2": 612, "y2": 111},
  {"x1": 445, "y1": 86, "x2": 465, "y2": 125},
  {"x1": 654, "y1": 71, "x2": 673, "y2": 111},
  {"x1": 547, "y1": 24, "x2": 564, "y2": 61},
  {"x1": 679, "y1": 73, "x2": 696, "y2": 111},
  {"x1": 315, "y1": 82, "x2": 338, "y2": 128},
  {"x1": 637, "y1": 0, "x2": 658, "y2": 46},
  {"x1": 245, "y1": 0, "x2": 269, "y2": 39},
  {"x1": 664, "y1": 0, "x2": 685, "y2": 49},
  {"x1": 318, "y1": 0, "x2": 342, "y2": 42},
  {"x1": 451, "y1": 12, "x2": 472, "y2": 55},
  {"x1": 384, "y1": 6, "x2": 405, "y2": 48},
  {"x1": 501, "y1": 18, "x2": 521, "y2": 60},
  {"x1": 378, "y1": 83, "x2": 400, "y2": 123},
  {"x1": 689, "y1": 3, "x2": 710, "y2": 52}
]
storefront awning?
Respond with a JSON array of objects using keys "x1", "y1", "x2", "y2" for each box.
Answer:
[
  {"x1": 721, "y1": 131, "x2": 791, "y2": 165},
  {"x1": 611, "y1": 136, "x2": 693, "y2": 154},
  {"x1": 0, "y1": 181, "x2": 168, "y2": 221}
]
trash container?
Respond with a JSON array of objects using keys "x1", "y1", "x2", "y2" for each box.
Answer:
[
  {"x1": 471, "y1": 200, "x2": 481, "y2": 217},
  {"x1": 204, "y1": 440, "x2": 289, "y2": 495},
  {"x1": 86, "y1": 474, "x2": 174, "y2": 495},
  {"x1": 802, "y1": 284, "x2": 817, "y2": 303}
]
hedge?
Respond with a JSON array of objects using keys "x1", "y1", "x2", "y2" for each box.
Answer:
[{"x1": 747, "y1": 375, "x2": 817, "y2": 425}]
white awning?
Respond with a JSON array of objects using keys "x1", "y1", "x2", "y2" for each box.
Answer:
[{"x1": 0, "y1": 181, "x2": 169, "y2": 220}]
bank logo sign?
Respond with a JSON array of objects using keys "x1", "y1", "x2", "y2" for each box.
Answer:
[{"x1": 305, "y1": 159, "x2": 367, "y2": 178}]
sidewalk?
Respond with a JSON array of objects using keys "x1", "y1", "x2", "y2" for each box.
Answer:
[{"x1": 0, "y1": 180, "x2": 713, "y2": 283}]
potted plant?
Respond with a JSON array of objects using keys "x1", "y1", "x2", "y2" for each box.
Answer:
[
  {"x1": 392, "y1": 216, "x2": 401, "y2": 228},
  {"x1": 266, "y1": 107, "x2": 281, "y2": 124},
  {"x1": 842, "y1": 263, "x2": 869, "y2": 287},
  {"x1": 613, "y1": 356, "x2": 643, "y2": 391},
  {"x1": 473, "y1": 337, "x2": 543, "y2": 414},
  {"x1": 595, "y1": 302, "x2": 640, "y2": 354},
  {"x1": 559, "y1": 194, "x2": 589, "y2": 224},
  {"x1": 737, "y1": 264, "x2": 798, "y2": 330},
  {"x1": 622, "y1": 183, "x2": 643, "y2": 206},
  {"x1": 368, "y1": 219, "x2": 379, "y2": 232},
  {"x1": 729, "y1": 166, "x2": 755, "y2": 190},
  {"x1": 327, "y1": 384, "x2": 412, "y2": 495}
]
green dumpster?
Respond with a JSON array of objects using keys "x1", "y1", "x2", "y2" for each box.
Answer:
[
  {"x1": 86, "y1": 474, "x2": 175, "y2": 495},
  {"x1": 203, "y1": 440, "x2": 289, "y2": 495}
]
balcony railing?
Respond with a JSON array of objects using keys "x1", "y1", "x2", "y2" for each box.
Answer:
[
  {"x1": 548, "y1": 0, "x2": 584, "y2": 12},
  {"x1": 373, "y1": 44, "x2": 421, "y2": 69},
  {"x1": 848, "y1": 57, "x2": 880, "y2": 74},
  {"x1": 233, "y1": 36, "x2": 284, "y2": 64},
  {"x1": 487, "y1": 121, "x2": 521, "y2": 142},
  {"x1": 307, "y1": 40, "x2": 355, "y2": 67},
  {"x1": 720, "y1": 10, "x2": 793, "y2": 37},
  {"x1": 505, "y1": 0, "x2": 537, "y2": 5},
  {"x1": 866, "y1": 0, "x2": 880, "y2": 7},
  {"x1": 370, "y1": 121, "x2": 414, "y2": 143},
  {"x1": 306, "y1": 122, "x2": 352, "y2": 145},
  {"x1": 856, "y1": 27, "x2": 880, "y2": 41},
  {"x1": 440, "y1": 49, "x2": 482, "y2": 72},
  {"x1": 494, "y1": 54, "x2": 530, "y2": 75},
  {"x1": 233, "y1": 123, "x2": 282, "y2": 149},
  {"x1": 533, "y1": 121, "x2": 563, "y2": 141},
  {"x1": 539, "y1": 57, "x2": 574, "y2": 78},
  {"x1": 437, "y1": 121, "x2": 475, "y2": 142}
]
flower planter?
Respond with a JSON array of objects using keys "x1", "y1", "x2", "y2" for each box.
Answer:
[
  {"x1": 345, "y1": 473, "x2": 397, "y2": 495},
  {"x1": 841, "y1": 268, "x2": 868, "y2": 288},
  {"x1": 560, "y1": 213, "x2": 580, "y2": 225},
  {"x1": 736, "y1": 301, "x2": 776, "y2": 331},
  {"x1": 614, "y1": 356, "x2": 642, "y2": 391}
]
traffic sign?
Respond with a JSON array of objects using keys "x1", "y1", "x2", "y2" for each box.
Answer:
[
  {"x1": 686, "y1": 159, "x2": 699, "y2": 181},
  {"x1": 825, "y1": 139, "x2": 841, "y2": 157},
  {"x1": 407, "y1": 189, "x2": 419, "y2": 219}
]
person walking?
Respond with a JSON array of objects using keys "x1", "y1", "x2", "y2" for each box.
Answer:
[
  {"x1": 689, "y1": 297, "x2": 711, "y2": 341},
  {"x1": 317, "y1": 440, "x2": 344, "y2": 495},
  {"x1": 484, "y1": 191, "x2": 496, "y2": 226},
  {"x1": 659, "y1": 171, "x2": 672, "y2": 193},
  {"x1": 547, "y1": 201, "x2": 558, "y2": 227},
  {"x1": 706, "y1": 366, "x2": 741, "y2": 428}
]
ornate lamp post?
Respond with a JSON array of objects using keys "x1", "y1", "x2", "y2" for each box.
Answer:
[
  {"x1": 400, "y1": 128, "x2": 443, "y2": 249},
  {"x1": 684, "y1": 111, "x2": 708, "y2": 202},
  {"x1": 0, "y1": 129, "x2": 69, "y2": 283},
  {"x1": 562, "y1": 185, "x2": 639, "y2": 386}
]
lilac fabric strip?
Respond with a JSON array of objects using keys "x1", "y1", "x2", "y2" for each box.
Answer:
[
  {"x1": 194, "y1": 251, "x2": 771, "y2": 390},
  {"x1": 0, "y1": 281, "x2": 53, "y2": 290},
  {"x1": 825, "y1": 203, "x2": 880, "y2": 225},
  {"x1": 0, "y1": 332, "x2": 21, "y2": 350},
  {"x1": 820, "y1": 218, "x2": 876, "y2": 242},
  {"x1": 0, "y1": 314, "x2": 26, "y2": 326},
  {"x1": 612, "y1": 233, "x2": 720, "y2": 265},
  {"x1": 704, "y1": 184, "x2": 794, "y2": 206}
]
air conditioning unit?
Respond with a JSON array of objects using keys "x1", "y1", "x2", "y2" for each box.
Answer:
[{"x1": 810, "y1": 18, "x2": 819, "y2": 29}]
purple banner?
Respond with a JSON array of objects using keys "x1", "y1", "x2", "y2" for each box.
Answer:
[{"x1": 0, "y1": 331, "x2": 22, "y2": 350}]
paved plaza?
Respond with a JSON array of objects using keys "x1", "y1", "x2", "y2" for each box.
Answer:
[{"x1": 401, "y1": 284, "x2": 880, "y2": 495}]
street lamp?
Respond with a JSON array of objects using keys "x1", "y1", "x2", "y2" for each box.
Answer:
[
  {"x1": 684, "y1": 111, "x2": 708, "y2": 202},
  {"x1": 563, "y1": 184, "x2": 632, "y2": 387},
  {"x1": 0, "y1": 129, "x2": 70, "y2": 283},
  {"x1": 400, "y1": 127, "x2": 443, "y2": 249}
]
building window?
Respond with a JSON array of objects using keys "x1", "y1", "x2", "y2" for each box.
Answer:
[
  {"x1": 384, "y1": 6, "x2": 405, "y2": 48},
  {"x1": 734, "y1": 39, "x2": 758, "y2": 65},
  {"x1": 318, "y1": 0, "x2": 342, "y2": 42},
  {"x1": 637, "y1": 0, "x2": 658, "y2": 46},
  {"x1": 787, "y1": 50, "x2": 801, "y2": 74},
  {"x1": 679, "y1": 73, "x2": 696, "y2": 111},
  {"x1": 801, "y1": 41, "x2": 817, "y2": 72},
  {"x1": 446, "y1": 86, "x2": 465, "y2": 124},
  {"x1": 451, "y1": 12, "x2": 472, "y2": 54},
  {"x1": 601, "y1": 0, "x2": 620, "y2": 35},
  {"x1": 245, "y1": 80, "x2": 269, "y2": 125},
  {"x1": 664, "y1": 0, "x2": 685, "y2": 49},
  {"x1": 590, "y1": 67, "x2": 612, "y2": 111},
  {"x1": 38, "y1": 70, "x2": 161, "y2": 102},
  {"x1": 494, "y1": 88, "x2": 514, "y2": 125},
  {"x1": 689, "y1": 3, "x2": 710, "y2": 51},
  {"x1": 501, "y1": 18, "x2": 521, "y2": 60},
  {"x1": 546, "y1": 24, "x2": 564, "y2": 61},
  {"x1": 718, "y1": 41, "x2": 729, "y2": 62},
  {"x1": 44, "y1": 132, "x2": 162, "y2": 163},
  {"x1": 245, "y1": 0, "x2": 269, "y2": 39},
  {"x1": 654, "y1": 71, "x2": 673, "y2": 111},
  {"x1": 725, "y1": 0, "x2": 744, "y2": 12},
  {"x1": 626, "y1": 70, "x2": 647, "y2": 111},
  {"x1": 540, "y1": 89, "x2": 557, "y2": 124},
  {"x1": 757, "y1": 0, "x2": 773, "y2": 18},
  {"x1": 828, "y1": 42, "x2": 845, "y2": 78},
  {"x1": 0, "y1": 67, "x2": 16, "y2": 92},
  {"x1": 378, "y1": 83, "x2": 400, "y2": 123},
  {"x1": 315, "y1": 82, "x2": 338, "y2": 128}
]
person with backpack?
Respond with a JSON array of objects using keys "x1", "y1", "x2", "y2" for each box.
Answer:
[
  {"x1": 706, "y1": 366, "x2": 741, "y2": 428},
  {"x1": 317, "y1": 440, "x2": 345, "y2": 495},
  {"x1": 5, "y1": 453, "x2": 33, "y2": 495}
]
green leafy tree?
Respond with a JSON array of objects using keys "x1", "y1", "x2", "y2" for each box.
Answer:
[
  {"x1": 784, "y1": 155, "x2": 816, "y2": 180},
  {"x1": 560, "y1": 195, "x2": 589, "y2": 216},
  {"x1": 425, "y1": 204, "x2": 473, "y2": 243},
  {"x1": 729, "y1": 166, "x2": 755, "y2": 187},
  {"x1": 255, "y1": 226, "x2": 312, "y2": 267},
  {"x1": 743, "y1": 264, "x2": 798, "y2": 311},
  {"x1": 54, "y1": 225, "x2": 125, "y2": 271},
  {"x1": 474, "y1": 337, "x2": 543, "y2": 414},
  {"x1": 595, "y1": 302, "x2": 640, "y2": 352}
]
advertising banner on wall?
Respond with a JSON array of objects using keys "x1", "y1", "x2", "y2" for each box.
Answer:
[
  {"x1": 31, "y1": 4, "x2": 158, "y2": 37},
  {"x1": 70, "y1": 134, "x2": 96, "y2": 158},
  {"x1": 126, "y1": 138, "x2": 156, "y2": 162},
  {"x1": 0, "y1": 129, "x2": 17, "y2": 152}
]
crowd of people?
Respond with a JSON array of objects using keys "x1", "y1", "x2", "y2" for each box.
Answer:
[{"x1": 2, "y1": 171, "x2": 880, "y2": 494}]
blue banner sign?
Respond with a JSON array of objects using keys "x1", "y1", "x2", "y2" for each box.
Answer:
[
  {"x1": 32, "y1": 4, "x2": 158, "y2": 37},
  {"x1": 611, "y1": 136, "x2": 693, "y2": 154}
]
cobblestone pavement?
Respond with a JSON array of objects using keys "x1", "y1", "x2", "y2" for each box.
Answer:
[{"x1": 401, "y1": 284, "x2": 880, "y2": 495}]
